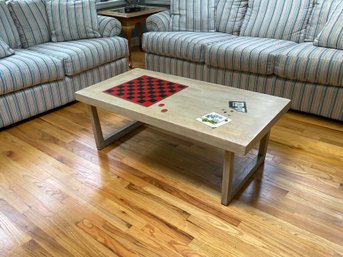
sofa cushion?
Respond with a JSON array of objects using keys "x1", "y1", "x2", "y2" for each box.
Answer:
[
  {"x1": 305, "y1": 0, "x2": 341, "y2": 42},
  {"x1": 205, "y1": 37, "x2": 296, "y2": 75},
  {"x1": 313, "y1": 3, "x2": 343, "y2": 50},
  {"x1": 275, "y1": 43, "x2": 343, "y2": 87},
  {"x1": 240, "y1": 0, "x2": 314, "y2": 43},
  {"x1": 28, "y1": 37, "x2": 128, "y2": 76},
  {"x1": 0, "y1": 49, "x2": 64, "y2": 95},
  {"x1": 216, "y1": 0, "x2": 248, "y2": 35},
  {"x1": 8, "y1": 0, "x2": 50, "y2": 48},
  {"x1": 0, "y1": 38, "x2": 15, "y2": 59},
  {"x1": 170, "y1": 0, "x2": 215, "y2": 32},
  {"x1": 46, "y1": 0, "x2": 100, "y2": 42},
  {"x1": 0, "y1": 1, "x2": 21, "y2": 49},
  {"x1": 143, "y1": 32, "x2": 236, "y2": 63}
]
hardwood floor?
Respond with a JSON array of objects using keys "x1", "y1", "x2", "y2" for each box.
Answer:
[{"x1": 0, "y1": 48, "x2": 342, "y2": 256}]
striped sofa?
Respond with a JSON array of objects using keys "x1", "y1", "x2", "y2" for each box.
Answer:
[
  {"x1": 143, "y1": 0, "x2": 343, "y2": 121},
  {"x1": 0, "y1": 0, "x2": 129, "y2": 128}
]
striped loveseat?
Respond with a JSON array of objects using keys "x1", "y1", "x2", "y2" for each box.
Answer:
[
  {"x1": 0, "y1": 0, "x2": 129, "y2": 128},
  {"x1": 143, "y1": 0, "x2": 343, "y2": 121}
]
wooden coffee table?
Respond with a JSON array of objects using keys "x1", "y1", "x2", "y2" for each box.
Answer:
[{"x1": 75, "y1": 69, "x2": 290, "y2": 205}]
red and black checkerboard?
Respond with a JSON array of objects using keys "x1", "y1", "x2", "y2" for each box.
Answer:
[{"x1": 103, "y1": 75, "x2": 188, "y2": 107}]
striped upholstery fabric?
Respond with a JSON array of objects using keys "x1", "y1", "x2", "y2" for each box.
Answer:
[
  {"x1": 0, "y1": 38, "x2": 14, "y2": 59},
  {"x1": 225, "y1": 70, "x2": 275, "y2": 93},
  {"x1": 146, "y1": 52, "x2": 276, "y2": 89},
  {"x1": 145, "y1": 53, "x2": 210, "y2": 81},
  {"x1": 216, "y1": 0, "x2": 248, "y2": 35},
  {"x1": 275, "y1": 43, "x2": 343, "y2": 87},
  {"x1": 240, "y1": 0, "x2": 314, "y2": 42},
  {"x1": 8, "y1": 0, "x2": 50, "y2": 48},
  {"x1": 314, "y1": 3, "x2": 343, "y2": 50},
  {"x1": 273, "y1": 78, "x2": 343, "y2": 120},
  {"x1": 305, "y1": 0, "x2": 341, "y2": 42},
  {"x1": 170, "y1": 0, "x2": 216, "y2": 32},
  {"x1": 146, "y1": 11, "x2": 171, "y2": 32},
  {"x1": 29, "y1": 37, "x2": 128, "y2": 76},
  {"x1": 0, "y1": 58, "x2": 128, "y2": 128},
  {"x1": 205, "y1": 37, "x2": 296, "y2": 75},
  {"x1": 46, "y1": 0, "x2": 100, "y2": 42},
  {"x1": 0, "y1": 79, "x2": 73, "y2": 128},
  {"x1": 0, "y1": 1, "x2": 21, "y2": 49},
  {"x1": 142, "y1": 32, "x2": 236, "y2": 63},
  {"x1": 146, "y1": 53, "x2": 343, "y2": 120},
  {"x1": 229, "y1": 72, "x2": 342, "y2": 120},
  {"x1": 71, "y1": 58, "x2": 128, "y2": 92},
  {"x1": 97, "y1": 15, "x2": 122, "y2": 37},
  {"x1": 0, "y1": 49, "x2": 64, "y2": 95}
]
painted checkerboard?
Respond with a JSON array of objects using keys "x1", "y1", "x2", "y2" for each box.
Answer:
[{"x1": 104, "y1": 75, "x2": 188, "y2": 107}]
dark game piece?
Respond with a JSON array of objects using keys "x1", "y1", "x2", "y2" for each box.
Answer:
[
  {"x1": 161, "y1": 109, "x2": 168, "y2": 112},
  {"x1": 229, "y1": 101, "x2": 248, "y2": 113}
]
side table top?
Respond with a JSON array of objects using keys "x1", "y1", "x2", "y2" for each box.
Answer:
[{"x1": 98, "y1": 5, "x2": 167, "y2": 19}]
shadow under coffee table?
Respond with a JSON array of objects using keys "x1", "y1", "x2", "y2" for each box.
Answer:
[{"x1": 75, "y1": 69, "x2": 290, "y2": 205}]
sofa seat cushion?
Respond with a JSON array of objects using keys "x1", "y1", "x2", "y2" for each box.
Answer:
[
  {"x1": 28, "y1": 37, "x2": 128, "y2": 76},
  {"x1": 205, "y1": 37, "x2": 296, "y2": 75},
  {"x1": 275, "y1": 43, "x2": 343, "y2": 87},
  {"x1": 143, "y1": 32, "x2": 236, "y2": 63},
  {"x1": 0, "y1": 49, "x2": 64, "y2": 95}
]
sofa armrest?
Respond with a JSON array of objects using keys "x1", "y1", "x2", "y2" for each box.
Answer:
[
  {"x1": 146, "y1": 11, "x2": 171, "y2": 32},
  {"x1": 97, "y1": 15, "x2": 122, "y2": 37}
]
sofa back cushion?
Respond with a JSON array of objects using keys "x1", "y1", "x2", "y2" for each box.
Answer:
[
  {"x1": 215, "y1": 0, "x2": 248, "y2": 35},
  {"x1": 240, "y1": 0, "x2": 314, "y2": 43},
  {"x1": 305, "y1": 0, "x2": 341, "y2": 42},
  {"x1": 8, "y1": 0, "x2": 50, "y2": 48},
  {"x1": 46, "y1": 0, "x2": 100, "y2": 42},
  {"x1": 314, "y1": 2, "x2": 343, "y2": 50},
  {"x1": 0, "y1": 37, "x2": 15, "y2": 59},
  {"x1": 170, "y1": 0, "x2": 216, "y2": 32},
  {"x1": 0, "y1": 1, "x2": 21, "y2": 49}
]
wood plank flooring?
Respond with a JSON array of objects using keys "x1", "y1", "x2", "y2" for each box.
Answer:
[{"x1": 0, "y1": 48, "x2": 342, "y2": 256}]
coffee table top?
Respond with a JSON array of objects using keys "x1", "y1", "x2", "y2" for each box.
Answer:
[{"x1": 75, "y1": 69, "x2": 290, "y2": 155}]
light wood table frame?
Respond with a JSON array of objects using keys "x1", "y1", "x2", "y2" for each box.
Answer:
[
  {"x1": 98, "y1": 6, "x2": 167, "y2": 68},
  {"x1": 87, "y1": 105, "x2": 271, "y2": 205},
  {"x1": 88, "y1": 105, "x2": 142, "y2": 150},
  {"x1": 76, "y1": 69, "x2": 290, "y2": 205}
]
